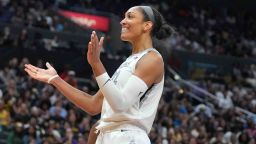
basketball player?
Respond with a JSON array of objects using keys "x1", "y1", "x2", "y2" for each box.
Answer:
[{"x1": 24, "y1": 5, "x2": 174, "y2": 143}]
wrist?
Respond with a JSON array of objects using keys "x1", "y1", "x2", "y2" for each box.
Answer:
[
  {"x1": 91, "y1": 61, "x2": 106, "y2": 77},
  {"x1": 47, "y1": 75, "x2": 59, "y2": 84},
  {"x1": 91, "y1": 60, "x2": 102, "y2": 68}
]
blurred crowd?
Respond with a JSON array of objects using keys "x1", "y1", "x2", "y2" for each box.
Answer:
[
  {"x1": 188, "y1": 62, "x2": 256, "y2": 114},
  {"x1": 166, "y1": 5, "x2": 256, "y2": 58},
  {"x1": 1, "y1": 0, "x2": 256, "y2": 58},
  {"x1": 0, "y1": 0, "x2": 67, "y2": 32},
  {"x1": 151, "y1": 87, "x2": 256, "y2": 144},
  {"x1": 0, "y1": 25, "x2": 71, "y2": 52}
]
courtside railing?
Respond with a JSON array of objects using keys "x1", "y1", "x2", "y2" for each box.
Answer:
[{"x1": 165, "y1": 65, "x2": 256, "y2": 120}]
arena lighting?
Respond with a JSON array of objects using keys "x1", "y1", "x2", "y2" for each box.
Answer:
[
  {"x1": 178, "y1": 89, "x2": 184, "y2": 94},
  {"x1": 174, "y1": 74, "x2": 181, "y2": 80},
  {"x1": 59, "y1": 10, "x2": 110, "y2": 32}
]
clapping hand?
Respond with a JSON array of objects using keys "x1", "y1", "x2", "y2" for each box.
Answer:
[
  {"x1": 24, "y1": 62, "x2": 58, "y2": 84},
  {"x1": 87, "y1": 31, "x2": 104, "y2": 66}
]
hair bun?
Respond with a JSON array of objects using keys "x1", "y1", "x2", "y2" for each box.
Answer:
[{"x1": 155, "y1": 23, "x2": 175, "y2": 40}]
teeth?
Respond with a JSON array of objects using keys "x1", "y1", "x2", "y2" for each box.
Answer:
[{"x1": 121, "y1": 28, "x2": 127, "y2": 33}]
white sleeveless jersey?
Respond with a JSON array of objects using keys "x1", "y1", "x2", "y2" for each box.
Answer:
[{"x1": 97, "y1": 48, "x2": 164, "y2": 134}]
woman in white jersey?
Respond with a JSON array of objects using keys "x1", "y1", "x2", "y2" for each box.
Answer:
[{"x1": 24, "y1": 5, "x2": 174, "y2": 144}]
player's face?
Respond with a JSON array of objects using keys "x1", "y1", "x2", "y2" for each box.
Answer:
[{"x1": 120, "y1": 7, "x2": 146, "y2": 42}]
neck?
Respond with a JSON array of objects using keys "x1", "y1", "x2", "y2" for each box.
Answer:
[{"x1": 131, "y1": 35, "x2": 153, "y2": 54}]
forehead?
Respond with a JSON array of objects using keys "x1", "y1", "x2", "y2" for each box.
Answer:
[{"x1": 125, "y1": 6, "x2": 143, "y2": 16}]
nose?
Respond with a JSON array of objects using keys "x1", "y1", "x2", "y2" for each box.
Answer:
[{"x1": 120, "y1": 18, "x2": 126, "y2": 26}]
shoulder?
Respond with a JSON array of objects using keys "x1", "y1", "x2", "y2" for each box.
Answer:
[
  {"x1": 136, "y1": 50, "x2": 164, "y2": 71},
  {"x1": 134, "y1": 50, "x2": 164, "y2": 85}
]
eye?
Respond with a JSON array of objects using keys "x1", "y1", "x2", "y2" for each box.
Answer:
[
  {"x1": 127, "y1": 14, "x2": 132, "y2": 18},
  {"x1": 127, "y1": 13, "x2": 134, "y2": 19}
]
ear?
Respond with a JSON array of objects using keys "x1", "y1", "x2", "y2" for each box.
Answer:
[{"x1": 143, "y1": 21, "x2": 153, "y2": 32}]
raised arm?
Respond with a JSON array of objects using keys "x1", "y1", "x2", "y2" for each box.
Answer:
[
  {"x1": 24, "y1": 63, "x2": 103, "y2": 116},
  {"x1": 87, "y1": 31, "x2": 164, "y2": 112}
]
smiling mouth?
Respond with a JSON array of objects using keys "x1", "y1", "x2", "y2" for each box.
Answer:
[{"x1": 121, "y1": 28, "x2": 128, "y2": 33}]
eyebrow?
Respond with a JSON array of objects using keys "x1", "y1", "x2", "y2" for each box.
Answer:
[{"x1": 124, "y1": 11, "x2": 136, "y2": 16}]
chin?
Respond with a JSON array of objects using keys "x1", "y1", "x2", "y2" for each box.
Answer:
[{"x1": 120, "y1": 35, "x2": 130, "y2": 42}]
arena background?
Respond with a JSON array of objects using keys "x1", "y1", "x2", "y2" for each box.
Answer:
[{"x1": 0, "y1": 0, "x2": 256, "y2": 143}]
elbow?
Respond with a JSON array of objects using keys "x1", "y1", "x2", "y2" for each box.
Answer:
[
  {"x1": 87, "y1": 108, "x2": 101, "y2": 116},
  {"x1": 82, "y1": 104, "x2": 101, "y2": 116},
  {"x1": 89, "y1": 111, "x2": 100, "y2": 116}
]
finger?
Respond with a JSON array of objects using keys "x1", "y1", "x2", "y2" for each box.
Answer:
[
  {"x1": 87, "y1": 42, "x2": 90, "y2": 54},
  {"x1": 26, "y1": 64, "x2": 44, "y2": 72},
  {"x1": 88, "y1": 42, "x2": 93, "y2": 54},
  {"x1": 24, "y1": 64, "x2": 41, "y2": 73},
  {"x1": 24, "y1": 68, "x2": 37, "y2": 79},
  {"x1": 91, "y1": 33, "x2": 95, "y2": 49},
  {"x1": 87, "y1": 42, "x2": 93, "y2": 60},
  {"x1": 24, "y1": 64, "x2": 37, "y2": 72},
  {"x1": 46, "y1": 62, "x2": 53, "y2": 69},
  {"x1": 93, "y1": 31, "x2": 99, "y2": 48},
  {"x1": 90, "y1": 31, "x2": 96, "y2": 48},
  {"x1": 98, "y1": 37, "x2": 104, "y2": 49}
]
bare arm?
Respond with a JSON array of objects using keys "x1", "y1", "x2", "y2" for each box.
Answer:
[
  {"x1": 24, "y1": 63, "x2": 103, "y2": 116},
  {"x1": 51, "y1": 77, "x2": 103, "y2": 115},
  {"x1": 24, "y1": 31, "x2": 107, "y2": 116}
]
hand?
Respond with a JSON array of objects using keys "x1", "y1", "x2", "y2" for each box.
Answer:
[
  {"x1": 24, "y1": 62, "x2": 58, "y2": 83},
  {"x1": 87, "y1": 31, "x2": 104, "y2": 66}
]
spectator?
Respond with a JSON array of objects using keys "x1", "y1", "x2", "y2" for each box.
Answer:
[
  {"x1": 218, "y1": 92, "x2": 233, "y2": 110},
  {"x1": 7, "y1": 122, "x2": 24, "y2": 144},
  {"x1": 0, "y1": 26, "x2": 13, "y2": 46},
  {"x1": 192, "y1": 104, "x2": 213, "y2": 118},
  {"x1": 49, "y1": 100, "x2": 68, "y2": 120},
  {"x1": 0, "y1": 100, "x2": 10, "y2": 128}
]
